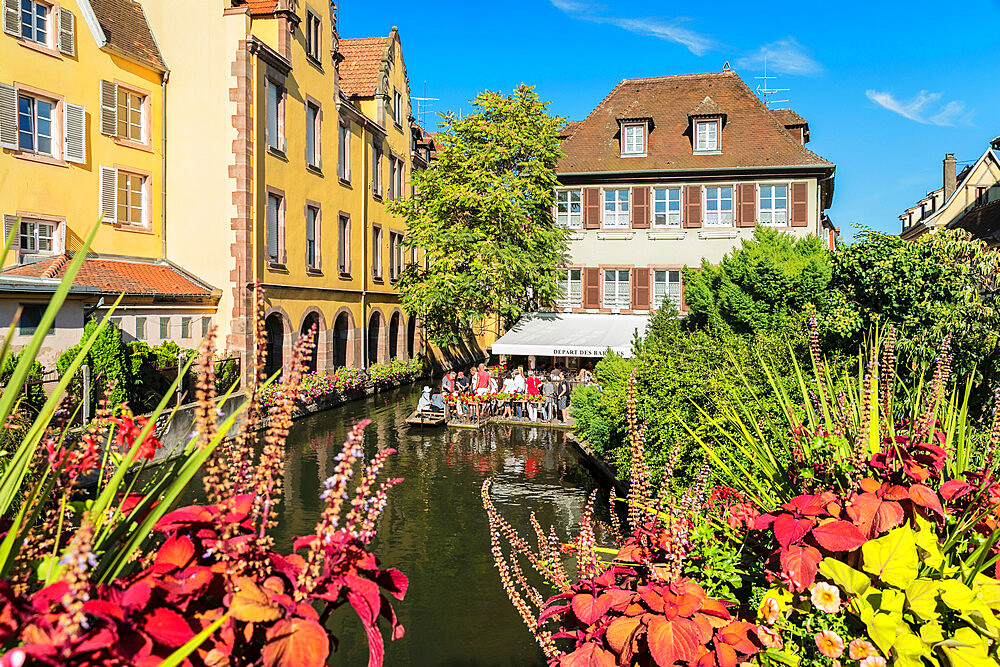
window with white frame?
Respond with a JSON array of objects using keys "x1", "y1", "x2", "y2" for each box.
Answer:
[
  {"x1": 392, "y1": 89, "x2": 403, "y2": 125},
  {"x1": 621, "y1": 123, "x2": 645, "y2": 156},
  {"x1": 306, "y1": 102, "x2": 320, "y2": 168},
  {"x1": 266, "y1": 80, "x2": 283, "y2": 152},
  {"x1": 652, "y1": 187, "x2": 681, "y2": 227},
  {"x1": 654, "y1": 270, "x2": 682, "y2": 311},
  {"x1": 117, "y1": 171, "x2": 146, "y2": 226},
  {"x1": 306, "y1": 205, "x2": 319, "y2": 269},
  {"x1": 555, "y1": 190, "x2": 582, "y2": 227},
  {"x1": 602, "y1": 189, "x2": 630, "y2": 228},
  {"x1": 372, "y1": 225, "x2": 383, "y2": 278},
  {"x1": 17, "y1": 93, "x2": 54, "y2": 156},
  {"x1": 695, "y1": 120, "x2": 719, "y2": 152},
  {"x1": 603, "y1": 269, "x2": 630, "y2": 309},
  {"x1": 266, "y1": 192, "x2": 282, "y2": 264},
  {"x1": 19, "y1": 220, "x2": 55, "y2": 255},
  {"x1": 305, "y1": 9, "x2": 321, "y2": 62},
  {"x1": 372, "y1": 144, "x2": 383, "y2": 195},
  {"x1": 557, "y1": 268, "x2": 582, "y2": 308},
  {"x1": 135, "y1": 317, "x2": 146, "y2": 340},
  {"x1": 117, "y1": 88, "x2": 144, "y2": 143},
  {"x1": 759, "y1": 185, "x2": 788, "y2": 225},
  {"x1": 704, "y1": 186, "x2": 733, "y2": 226},
  {"x1": 20, "y1": 0, "x2": 50, "y2": 46},
  {"x1": 337, "y1": 120, "x2": 350, "y2": 180}
]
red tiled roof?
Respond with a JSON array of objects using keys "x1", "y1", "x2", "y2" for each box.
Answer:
[
  {"x1": 771, "y1": 108, "x2": 808, "y2": 127},
  {"x1": 3, "y1": 256, "x2": 213, "y2": 297},
  {"x1": 88, "y1": 0, "x2": 165, "y2": 71},
  {"x1": 338, "y1": 36, "x2": 389, "y2": 98},
  {"x1": 557, "y1": 71, "x2": 832, "y2": 174},
  {"x1": 559, "y1": 120, "x2": 581, "y2": 138},
  {"x1": 231, "y1": 0, "x2": 279, "y2": 15}
]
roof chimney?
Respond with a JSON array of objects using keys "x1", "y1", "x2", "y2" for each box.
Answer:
[{"x1": 943, "y1": 153, "x2": 957, "y2": 201}]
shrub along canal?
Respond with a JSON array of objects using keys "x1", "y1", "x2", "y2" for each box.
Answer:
[{"x1": 270, "y1": 382, "x2": 611, "y2": 665}]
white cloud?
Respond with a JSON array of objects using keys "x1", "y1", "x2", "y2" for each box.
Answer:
[
  {"x1": 865, "y1": 89, "x2": 973, "y2": 126},
  {"x1": 549, "y1": 0, "x2": 714, "y2": 56},
  {"x1": 735, "y1": 37, "x2": 823, "y2": 76}
]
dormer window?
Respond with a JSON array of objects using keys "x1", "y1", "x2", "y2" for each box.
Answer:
[
  {"x1": 695, "y1": 120, "x2": 719, "y2": 152},
  {"x1": 622, "y1": 123, "x2": 645, "y2": 156}
]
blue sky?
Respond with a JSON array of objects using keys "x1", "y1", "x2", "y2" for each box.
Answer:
[{"x1": 339, "y1": 0, "x2": 1000, "y2": 239}]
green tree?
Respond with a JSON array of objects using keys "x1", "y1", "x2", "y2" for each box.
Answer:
[
  {"x1": 387, "y1": 85, "x2": 569, "y2": 346},
  {"x1": 825, "y1": 228, "x2": 1000, "y2": 406},
  {"x1": 682, "y1": 227, "x2": 832, "y2": 333}
]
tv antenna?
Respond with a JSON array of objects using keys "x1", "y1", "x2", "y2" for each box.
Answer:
[
  {"x1": 754, "y1": 56, "x2": 788, "y2": 108},
  {"x1": 411, "y1": 81, "x2": 439, "y2": 127}
]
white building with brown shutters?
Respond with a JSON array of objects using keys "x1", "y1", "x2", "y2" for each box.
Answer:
[{"x1": 492, "y1": 68, "x2": 836, "y2": 369}]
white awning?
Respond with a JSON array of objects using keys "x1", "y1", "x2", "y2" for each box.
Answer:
[{"x1": 491, "y1": 313, "x2": 650, "y2": 359}]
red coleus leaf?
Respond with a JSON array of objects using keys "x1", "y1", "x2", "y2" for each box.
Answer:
[
  {"x1": 699, "y1": 598, "x2": 732, "y2": 620},
  {"x1": 714, "y1": 643, "x2": 739, "y2": 667},
  {"x1": 120, "y1": 580, "x2": 151, "y2": 610},
  {"x1": 538, "y1": 603, "x2": 572, "y2": 623},
  {"x1": 144, "y1": 607, "x2": 195, "y2": 647},
  {"x1": 262, "y1": 617, "x2": 329, "y2": 667},
  {"x1": 606, "y1": 615, "x2": 643, "y2": 663},
  {"x1": 572, "y1": 593, "x2": 614, "y2": 625},
  {"x1": 811, "y1": 520, "x2": 867, "y2": 552},
  {"x1": 941, "y1": 479, "x2": 976, "y2": 502},
  {"x1": 154, "y1": 535, "x2": 195, "y2": 572},
  {"x1": 783, "y1": 492, "x2": 837, "y2": 516},
  {"x1": 346, "y1": 575, "x2": 386, "y2": 667},
  {"x1": 910, "y1": 484, "x2": 945, "y2": 518},
  {"x1": 558, "y1": 643, "x2": 616, "y2": 667},
  {"x1": 375, "y1": 567, "x2": 408, "y2": 601},
  {"x1": 646, "y1": 615, "x2": 703, "y2": 667},
  {"x1": 779, "y1": 544, "x2": 821, "y2": 591},
  {"x1": 772, "y1": 514, "x2": 813, "y2": 548},
  {"x1": 847, "y1": 493, "x2": 904, "y2": 539},
  {"x1": 716, "y1": 621, "x2": 759, "y2": 654}
]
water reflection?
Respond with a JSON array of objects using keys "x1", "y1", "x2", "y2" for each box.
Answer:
[{"x1": 273, "y1": 384, "x2": 611, "y2": 666}]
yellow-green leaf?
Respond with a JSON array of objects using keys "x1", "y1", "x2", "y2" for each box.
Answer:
[
  {"x1": 906, "y1": 579, "x2": 940, "y2": 621},
  {"x1": 863, "y1": 526, "x2": 919, "y2": 589},
  {"x1": 939, "y1": 579, "x2": 977, "y2": 611},
  {"x1": 868, "y1": 611, "x2": 901, "y2": 655},
  {"x1": 819, "y1": 558, "x2": 870, "y2": 596},
  {"x1": 913, "y1": 512, "x2": 943, "y2": 568}
]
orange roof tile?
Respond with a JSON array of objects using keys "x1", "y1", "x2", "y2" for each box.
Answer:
[
  {"x1": 338, "y1": 36, "x2": 389, "y2": 98},
  {"x1": 3, "y1": 256, "x2": 214, "y2": 298},
  {"x1": 88, "y1": 0, "x2": 165, "y2": 71},
  {"x1": 771, "y1": 108, "x2": 808, "y2": 127},
  {"x1": 557, "y1": 71, "x2": 832, "y2": 174},
  {"x1": 231, "y1": 0, "x2": 279, "y2": 15}
]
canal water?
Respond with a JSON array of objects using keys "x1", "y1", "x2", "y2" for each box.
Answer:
[{"x1": 271, "y1": 383, "x2": 612, "y2": 666}]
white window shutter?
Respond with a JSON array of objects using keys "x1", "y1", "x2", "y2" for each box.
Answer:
[
  {"x1": 99, "y1": 80, "x2": 117, "y2": 136},
  {"x1": 58, "y1": 8, "x2": 75, "y2": 57},
  {"x1": 2, "y1": 0, "x2": 17, "y2": 37},
  {"x1": 64, "y1": 103, "x2": 85, "y2": 164},
  {"x1": 58, "y1": 220, "x2": 66, "y2": 254},
  {"x1": 3, "y1": 215, "x2": 20, "y2": 252},
  {"x1": 99, "y1": 166, "x2": 117, "y2": 223},
  {"x1": 0, "y1": 82, "x2": 16, "y2": 150}
]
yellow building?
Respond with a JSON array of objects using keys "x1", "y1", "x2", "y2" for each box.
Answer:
[
  {"x1": 0, "y1": 0, "x2": 219, "y2": 368},
  {"x1": 143, "y1": 0, "x2": 428, "y2": 375}
]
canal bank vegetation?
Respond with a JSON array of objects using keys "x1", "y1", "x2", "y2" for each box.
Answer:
[
  {"x1": 0, "y1": 239, "x2": 407, "y2": 667},
  {"x1": 571, "y1": 228, "x2": 1000, "y2": 487},
  {"x1": 486, "y1": 328, "x2": 1000, "y2": 665}
]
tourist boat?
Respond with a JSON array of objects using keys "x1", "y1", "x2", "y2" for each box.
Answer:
[{"x1": 405, "y1": 409, "x2": 447, "y2": 427}]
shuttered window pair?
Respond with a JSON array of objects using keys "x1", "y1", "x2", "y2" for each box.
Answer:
[
  {"x1": 652, "y1": 188, "x2": 681, "y2": 227},
  {"x1": 99, "y1": 80, "x2": 146, "y2": 143},
  {"x1": 603, "y1": 270, "x2": 631, "y2": 309},
  {"x1": 0, "y1": 84, "x2": 84, "y2": 163},
  {"x1": 704, "y1": 186, "x2": 733, "y2": 226},
  {"x1": 3, "y1": 215, "x2": 63, "y2": 259},
  {"x1": 602, "y1": 189, "x2": 630, "y2": 228},
  {"x1": 653, "y1": 270, "x2": 682, "y2": 311},
  {"x1": 99, "y1": 167, "x2": 146, "y2": 226},
  {"x1": 3, "y1": 0, "x2": 73, "y2": 55},
  {"x1": 759, "y1": 185, "x2": 788, "y2": 225}
]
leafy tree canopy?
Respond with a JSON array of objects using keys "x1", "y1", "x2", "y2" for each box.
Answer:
[
  {"x1": 388, "y1": 85, "x2": 569, "y2": 346},
  {"x1": 824, "y1": 228, "x2": 1000, "y2": 387},
  {"x1": 682, "y1": 228, "x2": 832, "y2": 333}
]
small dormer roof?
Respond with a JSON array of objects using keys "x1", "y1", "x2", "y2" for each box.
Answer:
[{"x1": 689, "y1": 96, "x2": 724, "y2": 118}]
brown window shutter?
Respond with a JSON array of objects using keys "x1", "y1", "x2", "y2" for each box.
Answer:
[
  {"x1": 583, "y1": 267, "x2": 600, "y2": 309},
  {"x1": 583, "y1": 188, "x2": 601, "y2": 228},
  {"x1": 790, "y1": 182, "x2": 808, "y2": 227},
  {"x1": 633, "y1": 268, "x2": 650, "y2": 310},
  {"x1": 738, "y1": 183, "x2": 757, "y2": 227},
  {"x1": 631, "y1": 187, "x2": 649, "y2": 229},
  {"x1": 684, "y1": 185, "x2": 702, "y2": 228}
]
